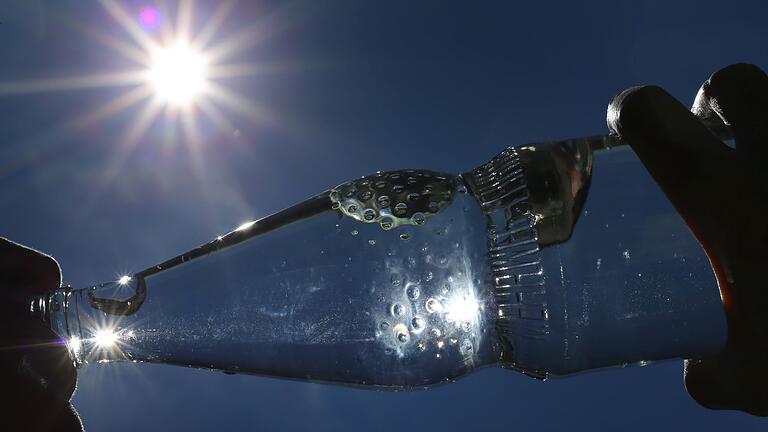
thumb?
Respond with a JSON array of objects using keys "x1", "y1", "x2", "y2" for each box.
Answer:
[{"x1": 693, "y1": 63, "x2": 768, "y2": 157}]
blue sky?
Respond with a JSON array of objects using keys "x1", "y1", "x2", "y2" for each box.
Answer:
[{"x1": 1, "y1": 0, "x2": 767, "y2": 430}]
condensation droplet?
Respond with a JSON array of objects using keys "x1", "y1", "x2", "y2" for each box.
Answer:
[
  {"x1": 394, "y1": 202, "x2": 407, "y2": 215},
  {"x1": 424, "y1": 271, "x2": 433, "y2": 282},
  {"x1": 391, "y1": 275, "x2": 401, "y2": 287},
  {"x1": 359, "y1": 191, "x2": 373, "y2": 201},
  {"x1": 332, "y1": 202, "x2": 341, "y2": 210},
  {"x1": 449, "y1": 337, "x2": 459, "y2": 345},
  {"x1": 428, "y1": 201, "x2": 439, "y2": 212},
  {"x1": 412, "y1": 213, "x2": 426, "y2": 225},
  {"x1": 377, "y1": 195, "x2": 390, "y2": 208},
  {"x1": 407, "y1": 192, "x2": 420, "y2": 201},
  {"x1": 351, "y1": 229, "x2": 359, "y2": 236},
  {"x1": 399, "y1": 233, "x2": 410, "y2": 241},
  {"x1": 393, "y1": 185, "x2": 405, "y2": 193},
  {"x1": 416, "y1": 341, "x2": 426, "y2": 352},
  {"x1": 461, "y1": 321, "x2": 472, "y2": 332},
  {"x1": 406, "y1": 284, "x2": 420, "y2": 300},
  {"x1": 368, "y1": 239, "x2": 376, "y2": 245},
  {"x1": 623, "y1": 250, "x2": 631, "y2": 260},
  {"x1": 347, "y1": 204, "x2": 358, "y2": 213},
  {"x1": 375, "y1": 181, "x2": 387, "y2": 189},
  {"x1": 380, "y1": 321, "x2": 390, "y2": 331},
  {"x1": 461, "y1": 339, "x2": 474, "y2": 353},
  {"x1": 430, "y1": 328, "x2": 442, "y2": 338}
]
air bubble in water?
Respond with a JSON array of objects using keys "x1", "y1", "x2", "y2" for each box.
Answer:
[
  {"x1": 394, "y1": 324, "x2": 410, "y2": 343},
  {"x1": 406, "y1": 284, "x2": 420, "y2": 300},
  {"x1": 411, "y1": 316, "x2": 424, "y2": 331},
  {"x1": 380, "y1": 217, "x2": 394, "y2": 230},
  {"x1": 390, "y1": 303, "x2": 405, "y2": 316},
  {"x1": 425, "y1": 298, "x2": 443, "y2": 314}
]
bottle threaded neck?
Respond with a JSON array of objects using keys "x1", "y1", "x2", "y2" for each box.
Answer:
[{"x1": 464, "y1": 146, "x2": 549, "y2": 378}]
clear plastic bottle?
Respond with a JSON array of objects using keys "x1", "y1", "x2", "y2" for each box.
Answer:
[{"x1": 32, "y1": 134, "x2": 727, "y2": 386}]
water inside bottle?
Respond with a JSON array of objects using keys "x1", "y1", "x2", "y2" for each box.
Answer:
[{"x1": 57, "y1": 169, "x2": 500, "y2": 387}]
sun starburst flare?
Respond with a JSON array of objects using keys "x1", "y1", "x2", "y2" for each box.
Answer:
[{"x1": 0, "y1": 0, "x2": 281, "y2": 166}]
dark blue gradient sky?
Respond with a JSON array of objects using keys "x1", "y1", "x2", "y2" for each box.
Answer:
[{"x1": 1, "y1": 1, "x2": 767, "y2": 430}]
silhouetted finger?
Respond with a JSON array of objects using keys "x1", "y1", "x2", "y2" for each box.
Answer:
[
  {"x1": 606, "y1": 85, "x2": 731, "y2": 216},
  {"x1": 693, "y1": 63, "x2": 768, "y2": 157},
  {"x1": 0, "y1": 238, "x2": 61, "y2": 305}
]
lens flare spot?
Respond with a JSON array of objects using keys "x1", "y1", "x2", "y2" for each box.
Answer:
[
  {"x1": 93, "y1": 329, "x2": 119, "y2": 348},
  {"x1": 68, "y1": 336, "x2": 82, "y2": 355},
  {"x1": 138, "y1": 6, "x2": 161, "y2": 30}
]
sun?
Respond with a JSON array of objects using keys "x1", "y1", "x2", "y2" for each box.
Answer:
[
  {"x1": 149, "y1": 43, "x2": 208, "y2": 106},
  {"x1": 0, "y1": 0, "x2": 284, "y2": 225},
  {"x1": 0, "y1": 0, "x2": 278, "y2": 148}
]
